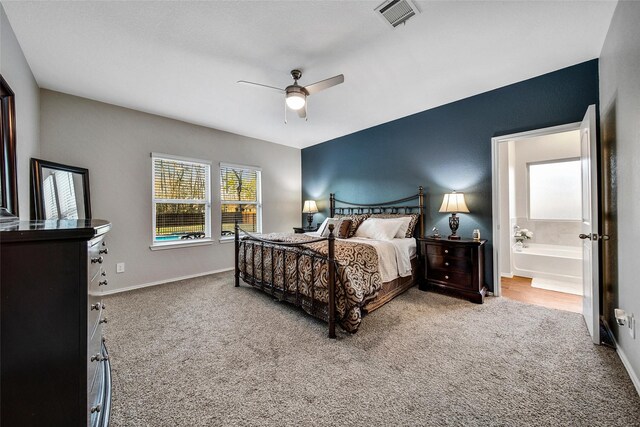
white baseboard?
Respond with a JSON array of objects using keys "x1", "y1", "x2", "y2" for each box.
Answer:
[
  {"x1": 501, "y1": 272, "x2": 514, "y2": 278},
  {"x1": 612, "y1": 335, "x2": 640, "y2": 397},
  {"x1": 98, "y1": 267, "x2": 234, "y2": 296}
]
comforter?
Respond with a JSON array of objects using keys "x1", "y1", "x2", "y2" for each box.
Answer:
[{"x1": 238, "y1": 233, "x2": 382, "y2": 332}]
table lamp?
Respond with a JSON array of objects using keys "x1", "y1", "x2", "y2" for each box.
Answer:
[
  {"x1": 439, "y1": 191, "x2": 470, "y2": 240},
  {"x1": 302, "y1": 200, "x2": 318, "y2": 229}
]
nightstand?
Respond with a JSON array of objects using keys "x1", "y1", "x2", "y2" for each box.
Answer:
[
  {"x1": 293, "y1": 227, "x2": 318, "y2": 234},
  {"x1": 418, "y1": 237, "x2": 487, "y2": 303}
]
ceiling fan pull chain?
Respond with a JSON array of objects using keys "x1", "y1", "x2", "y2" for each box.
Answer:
[{"x1": 284, "y1": 100, "x2": 288, "y2": 124}]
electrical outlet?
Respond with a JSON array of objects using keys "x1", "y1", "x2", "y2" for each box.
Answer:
[
  {"x1": 116, "y1": 262, "x2": 125, "y2": 273},
  {"x1": 629, "y1": 314, "x2": 636, "y2": 339}
]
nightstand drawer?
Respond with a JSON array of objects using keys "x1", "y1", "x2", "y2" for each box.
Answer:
[
  {"x1": 426, "y1": 244, "x2": 470, "y2": 258},
  {"x1": 427, "y1": 269, "x2": 472, "y2": 289},
  {"x1": 427, "y1": 255, "x2": 472, "y2": 272}
]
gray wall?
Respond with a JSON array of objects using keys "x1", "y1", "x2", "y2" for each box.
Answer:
[
  {"x1": 0, "y1": 4, "x2": 40, "y2": 219},
  {"x1": 599, "y1": 1, "x2": 640, "y2": 389},
  {"x1": 40, "y1": 90, "x2": 301, "y2": 293}
]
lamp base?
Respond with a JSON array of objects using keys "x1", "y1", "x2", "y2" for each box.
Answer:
[{"x1": 448, "y1": 213, "x2": 461, "y2": 240}]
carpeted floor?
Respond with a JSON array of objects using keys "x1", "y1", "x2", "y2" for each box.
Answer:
[{"x1": 104, "y1": 271, "x2": 640, "y2": 426}]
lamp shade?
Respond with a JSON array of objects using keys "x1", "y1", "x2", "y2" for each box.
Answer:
[
  {"x1": 286, "y1": 91, "x2": 306, "y2": 110},
  {"x1": 439, "y1": 192, "x2": 470, "y2": 213},
  {"x1": 302, "y1": 200, "x2": 318, "y2": 214}
]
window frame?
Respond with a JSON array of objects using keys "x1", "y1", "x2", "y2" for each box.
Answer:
[
  {"x1": 219, "y1": 162, "x2": 262, "y2": 241},
  {"x1": 150, "y1": 152, "x2": 212, "y2": 250},
  {"x1": 527, "y1": 157, "x2": 581, "y2": 221}
]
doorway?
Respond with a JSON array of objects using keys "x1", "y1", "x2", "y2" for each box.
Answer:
[{"x1": 491, "y1": 123, "x2": 584, "y2": 313}]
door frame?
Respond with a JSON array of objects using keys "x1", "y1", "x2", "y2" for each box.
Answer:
[{"x1": 491, "y1": 122, "x2": 581, "y2": 296}]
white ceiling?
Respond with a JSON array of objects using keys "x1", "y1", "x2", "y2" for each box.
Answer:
[{"x1": 2, "y1": 1, "x2": 616, "y2": 149}]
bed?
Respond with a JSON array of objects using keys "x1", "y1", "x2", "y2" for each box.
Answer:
[{"x1": 234, "y1": 187, "x2": 425, "y2": 338}]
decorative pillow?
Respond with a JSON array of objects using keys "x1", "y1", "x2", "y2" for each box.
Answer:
[
  {"x1": 337, "y1": 219, "x2": 352, "y2": 239},
  {"x1": 320, "y1": 218, "x2": 341, "y2": 237},
  {"x1": 317, "y1": 218, "x2": 330, "y2": 236},
  {"x1": 354, "y1": 218, "x2": 405, "y2": 241},
  {"x1": 370, "y1": 213, "x2": 419, "y2": 238},
  {"x1": 335, "y1": 214, "x2": 370, "y2": 237}
]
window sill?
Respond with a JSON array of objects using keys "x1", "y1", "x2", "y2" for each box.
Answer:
[
  {"x1": 219, "y1": 236, "x2": 235, "y2": 244},
  {"x1": 149, "y1": 239, "x2": 213, "y2": 251}
]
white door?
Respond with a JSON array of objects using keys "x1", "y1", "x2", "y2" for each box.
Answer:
[{"x1": 580, "y1": 104, "x2": 600, "y2": 345}]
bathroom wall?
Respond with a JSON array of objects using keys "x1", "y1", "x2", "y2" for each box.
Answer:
[{"x1": 511, "y1": 130, "x2": 582, "y2": 247}]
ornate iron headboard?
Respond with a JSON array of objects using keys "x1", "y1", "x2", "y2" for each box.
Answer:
[{"x1": 329, "y1": 186, "x2": 425, "y2": 238}]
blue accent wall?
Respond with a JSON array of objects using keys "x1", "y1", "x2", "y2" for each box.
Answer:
[{"x1": 301, "y1": 59, "x2": 599, "y2": 290}]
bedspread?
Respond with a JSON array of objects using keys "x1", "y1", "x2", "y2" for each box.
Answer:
[{"x1": 238, "y1": 233, "x2": 382, "y2": 332}]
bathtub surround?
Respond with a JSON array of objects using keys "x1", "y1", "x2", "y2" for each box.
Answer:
[
  {"x1": 302, "y1": 60, "x2": 599, "y2": 291},
  {"x1": 512, "y1": 218, "x2": 582, "y2": 247}
]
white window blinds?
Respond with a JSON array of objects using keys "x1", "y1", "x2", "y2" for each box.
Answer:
[
  {"x1": 219, "y1": 163, "x2": 261, "y2": 235},
  {"x1": 152, "y1": 154, "x2": 211, "y2": 243}
]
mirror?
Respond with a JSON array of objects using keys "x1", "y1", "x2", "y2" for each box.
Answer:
[
  {"x1": 1, "y1": 74, "x2": 18, "y2": 220},
  {"x1": 30, "y1": 158, "x2": 91, "y2": 220}
]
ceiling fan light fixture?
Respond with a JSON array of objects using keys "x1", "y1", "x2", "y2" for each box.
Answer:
[{"x1": 285, "y1": 91, "x2": 306, "y2": 110}]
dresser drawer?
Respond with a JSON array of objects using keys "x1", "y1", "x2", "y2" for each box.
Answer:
[
  {"x1": 90, "y1": 268, "x2": 108, "y2": 289},
  {"x1": 87, "y1": 329, "x2": 104, "y2": 394},
  {"x1": 88, "y1": 237, "x2": 106, "y2": 281},
  {"x1": 88, "y1": 294, "x2": 103, "y2": 337},
  {"x1": 88, "y1": 355, "x2": 106, "y2": 427}
]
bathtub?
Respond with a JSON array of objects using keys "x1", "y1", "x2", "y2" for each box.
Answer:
[{"x1": 511, "y1": 243, "x2": 583, "y2": 295}]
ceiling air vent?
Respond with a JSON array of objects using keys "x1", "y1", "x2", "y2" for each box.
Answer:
[{"x1": 375, "y1": 0, "x2": 420, "y2": 28}]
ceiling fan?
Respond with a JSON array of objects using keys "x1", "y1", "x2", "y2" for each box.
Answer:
[{"x1": 238, "y1": 69, "x2": 344, "y2": 121}]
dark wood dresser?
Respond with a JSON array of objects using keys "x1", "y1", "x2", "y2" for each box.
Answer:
[
  {"x1": 0, "y1": 219, "x2": 112, "y2": 426},
  {"x1": 418, "y1": 237, "x2": 487, "y2": 303}
]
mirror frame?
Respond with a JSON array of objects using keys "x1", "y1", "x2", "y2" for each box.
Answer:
[
  {"x1": 0, "y1": 74, "x2": 18, "y2": 219},
  {"x1": 30, "y1": 158, "x2": 92, "y2": 220}
]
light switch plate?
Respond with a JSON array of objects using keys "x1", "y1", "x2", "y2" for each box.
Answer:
[{"x1": 116, "y1": 262, "x2": 125, "y2": 273}]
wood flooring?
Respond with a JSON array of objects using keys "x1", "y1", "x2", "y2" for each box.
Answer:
[{"x1": 501, "y1": 276, "x2": 582, "y2": 313}]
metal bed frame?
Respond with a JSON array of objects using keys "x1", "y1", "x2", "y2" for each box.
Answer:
[{"x1": 234, "y1": 186, "x2": 424, "y2": 338}]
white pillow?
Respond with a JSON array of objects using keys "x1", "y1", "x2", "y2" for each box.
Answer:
[
  {"x1": 317, "y1": 218, "x2": 329, "y2": 236},
  {"x1": 354, "y1": 218, "x2": 405, "y2": 241},
  {"x1": 393, "y1": 216, "x2": 413, "y2": 238},
  {"x1": 321, "y1": 218, "x2": 341, "y2": 237}
]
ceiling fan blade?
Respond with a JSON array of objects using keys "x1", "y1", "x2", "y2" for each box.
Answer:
[
  {"x1": 304, "y1": 74, "x2": 344, "y2": 95},
  {"x1": 297, "y1": 104, "x2": 307, "y2": 119},
  {"x1": 237, "y1": 80, "x2": 284, "y2": 93}
]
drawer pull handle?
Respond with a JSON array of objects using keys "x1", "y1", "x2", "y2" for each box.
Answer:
[
  {"x1": 101, "y1": 271, "x2": 107, "y2": 277},
  {"x1": 444, "y1": 249, "x2": 449, "y2": 254},
  {"x1": 99, "y1": 280, "x2": 108, "y2": 286},
  {"x1": 445, "y1": 275, "x2": 449, "y2": 280},
  {"x1": 99, "y1": 317, "x2": 108, "y2": 324},
  {"x1": 90, "y1": 354, "x2": 109, "y2": 362},
  {"x1": 99, "y1": 248, "x2": 109, "y2": 254},
  {"x1": 90, "y1": 303, "x2": 101, "y2": 311},
  {"x1": 90, "y1": 404, "x2": 101, "y2": 414},
  {"x1": 91, "y1": 256, "x2": 104, "y2": 264}
]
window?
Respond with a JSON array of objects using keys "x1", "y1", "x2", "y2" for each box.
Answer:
[
  {"x1": 220, "y1": 163, "x2": 261, "y2": 237},
  {"x1": 152, "y1": 153, "x2": 211, "y2": 245},
  {"x1": 528, "y1": 159, "x2": 581, "y2": 220}
]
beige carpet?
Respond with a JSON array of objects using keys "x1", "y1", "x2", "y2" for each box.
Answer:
[{"x1": 104, "y1": 271, "x2": 640, "y2": 426}]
